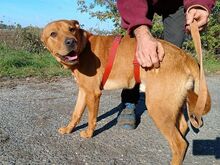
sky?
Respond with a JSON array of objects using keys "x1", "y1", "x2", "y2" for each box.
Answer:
[{"x1": 0, "y1": 0, "x2": 114, "y2": 31}]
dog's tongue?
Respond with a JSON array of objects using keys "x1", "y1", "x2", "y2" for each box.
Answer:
[
  {"x1": 66, "y1": 55, "x2": 77, "y2": 61},
  {"x1": 65, "y1": 51, "x2": 78, "y2": 61}
]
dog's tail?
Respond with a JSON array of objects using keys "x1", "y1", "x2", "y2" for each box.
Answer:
[{"x1": 186, "y1": 57, "x2": 211, "y2": 128}]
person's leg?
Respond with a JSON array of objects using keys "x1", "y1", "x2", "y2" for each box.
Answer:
[
  {"x1": 118, "y1": 84, "x2": 148, "y2": 129},
  {"x1": 117, "y1": 85, "x2": 140, "y2": 129},
  {"x1": 121, "y1": 85, "x2": 140, "y2": 104},
  {"x1": 162, "y1": 6, "x2": 185, "y2": 47}
]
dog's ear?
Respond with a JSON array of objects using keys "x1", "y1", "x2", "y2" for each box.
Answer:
[{"x1": 71, "y1": 20, "x2": 80, "y2": 29}]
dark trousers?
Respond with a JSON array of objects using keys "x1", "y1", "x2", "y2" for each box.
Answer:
[{"x1": 121, "y1": 6, "x2": 185, "y2": 109}]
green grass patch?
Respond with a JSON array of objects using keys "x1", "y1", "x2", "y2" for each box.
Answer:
[
  {"x1": 0, "y1": 44, "x2": 70, "y2": 78},
  {"x1": 204, "y1": 53, "x2": 220, "y2": 73}
]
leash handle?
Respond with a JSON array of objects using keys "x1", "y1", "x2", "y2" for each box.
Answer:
[
  {"x1": 189, "y1": 20, "x2": 208, "y2": 128},
  {"x1": 190, "y1": 21, "x2": 202, "y2": 61}
]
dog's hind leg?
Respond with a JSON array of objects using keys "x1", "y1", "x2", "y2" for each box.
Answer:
[
  {"x1": 177, "y1": 111, "x2": 188, "y2": 137},
  {"x1": 58, "y1": 87, "x2": 86, "y2": 134},
  {"x1": 80, "y1": 89, "x2": 102, "y2": 138},
  {"x1": 147, "y1": 98, "x2": 187, "y2": 165}
]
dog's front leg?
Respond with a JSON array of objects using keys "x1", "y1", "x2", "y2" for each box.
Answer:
[
  {"x1": 58, "y1": 87, "x2": 86, "y2": 134},
  {"x1": 80, "y1": 90, "x2": 101, "y2": 138}
]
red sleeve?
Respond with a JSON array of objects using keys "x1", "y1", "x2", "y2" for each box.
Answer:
[
  {"x1": 184, "y1": 0, "x2": 216, "y2": 13},
  {"x1": 117, "y1": 0, "x2": 153, "y2": 34}
]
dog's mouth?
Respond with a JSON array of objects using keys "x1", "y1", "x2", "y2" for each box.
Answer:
[{"x1": 59, "y1": 50, "x2": 79, "y2": 65}]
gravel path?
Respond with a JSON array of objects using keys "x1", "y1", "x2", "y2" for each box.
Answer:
[{"x1": 0, "y1": 75, "x2": 219, "y2": 165}]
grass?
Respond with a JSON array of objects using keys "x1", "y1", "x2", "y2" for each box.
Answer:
[
  {"x1": 203, "y1": 53, "x2": 220, "y2": 73},
  {"x1": 0, "y1": 44, "x2": 220, "y2": 79},
  {"x1": 0, "y1": 44, "x2": 70, "y2": 78}
]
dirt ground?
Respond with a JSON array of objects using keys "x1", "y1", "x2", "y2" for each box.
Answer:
[{"x1": 0, "y1": 75, "x2": 220, "y2": 165}]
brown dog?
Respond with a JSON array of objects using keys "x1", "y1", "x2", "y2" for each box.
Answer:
[{"x1": 41, "y1": 20, "x2": 211, "y2": 165}]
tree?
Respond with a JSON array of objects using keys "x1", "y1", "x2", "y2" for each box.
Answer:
[{"x1": 77, "y1": 0, "x2": 122, "y2": 34}]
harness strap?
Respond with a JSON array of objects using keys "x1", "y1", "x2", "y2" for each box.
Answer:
[
  {"x1": 133, "y1": 55, "x2": 141, "y2": 83},
  {"x1": 188, "y1": 20, "x2": 208, "y2": 128},
  {"x1": 101, "y1": 36, "x2": 141, "y2": 89},
  {"x1": 101, "y1": 36, "x2": 122, "y2": 89}
]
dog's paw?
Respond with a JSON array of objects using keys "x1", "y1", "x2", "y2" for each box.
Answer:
[
  {"x1": 58, "y1": 127, "x2": 72, "y2": 135},
  {"x1": 80, "y1": 130, "x2": 93, "y2": 138}
]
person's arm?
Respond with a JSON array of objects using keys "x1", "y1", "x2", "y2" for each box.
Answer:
[
  {"x1": 184, "y1": 0, "x2": 216, "y2": 31},
  {"x1": 184, "y1": 0, "x2": 216, "y2": 13},
  {"x1": 133, "y1": 25, "x2": 164, "y2": 68},
  {"x1": 117, "y1": 0, "x2": 164, "y2": 68},
  {"x1": 117, "y1": 0, "x2": 152, "y2": 34}
]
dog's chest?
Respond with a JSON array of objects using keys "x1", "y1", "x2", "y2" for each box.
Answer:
[{"x1": 72, "y1": 72, "x2": 79, "y2": 84}]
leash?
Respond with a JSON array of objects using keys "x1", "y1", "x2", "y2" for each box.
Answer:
[
  {"x1": 101, "y1": 36, "x2": 141, "y2": 89},
  {"x1": 188, "y1": 20, "x2": 208, "y2": 128}
]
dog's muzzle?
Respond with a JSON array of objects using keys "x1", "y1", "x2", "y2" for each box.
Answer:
[{"x1": 58, "y1": 50, "x2": 79, "y2": 65}]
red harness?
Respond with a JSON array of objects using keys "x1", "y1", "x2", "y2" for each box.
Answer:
[{"x1": 101, "y1": 36, "x2": 140, "y2": 89}]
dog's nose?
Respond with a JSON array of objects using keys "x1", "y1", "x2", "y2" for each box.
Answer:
[{"x1": 65, "y1": 38, "x2": 76, "y2": 47}]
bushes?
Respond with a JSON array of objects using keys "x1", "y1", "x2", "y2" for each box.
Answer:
[
  {"x1": 0, "y1": 25, "x2": 44, "y2": 53},
  {"x1": 17, "y1": 27, "x2": 44, "y2": 53}
]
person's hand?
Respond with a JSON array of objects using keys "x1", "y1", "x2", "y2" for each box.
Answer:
[
  {"x1": 134, "y1": 25, "x2": 164, "y2": 68},
  {"x1": 186, "y1": 7, "x2": 209, "y2": 32}
]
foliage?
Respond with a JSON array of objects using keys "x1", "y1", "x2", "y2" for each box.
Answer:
[
  {"x1": 0, "y1": 44, "x2": 69, "y2": 78},
  {"x1": 202, "y1": 1, "x2": 220, "y2": 53},
  {"x1": 18, "y1": 26, "x2": 44, "y2": 53},
  {"x1": 77, "y1": 0, "x2": 123, "y2": 34},
  {"x1": 151, "y1": 14, "x2": 163, "y2": 38},
  {"x1": 0, "y1": 24, "x2": 44, "y2": 53}
]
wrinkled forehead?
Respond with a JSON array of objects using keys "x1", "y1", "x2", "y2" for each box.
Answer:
[{"x1": 43, "y1": 20, "x2": 77, "y2": 37}]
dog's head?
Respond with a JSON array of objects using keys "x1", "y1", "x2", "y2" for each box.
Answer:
[{"x1": 41, "y1": 20, "x2": 88, "y2": 67}]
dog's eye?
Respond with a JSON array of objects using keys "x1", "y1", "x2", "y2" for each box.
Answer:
[
  {"x1": 69, "y1": 27, "x2": 75, "y2": 32},
  {"x1": 50, "y1": 32, "x2": 57, "y2": 38}
]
